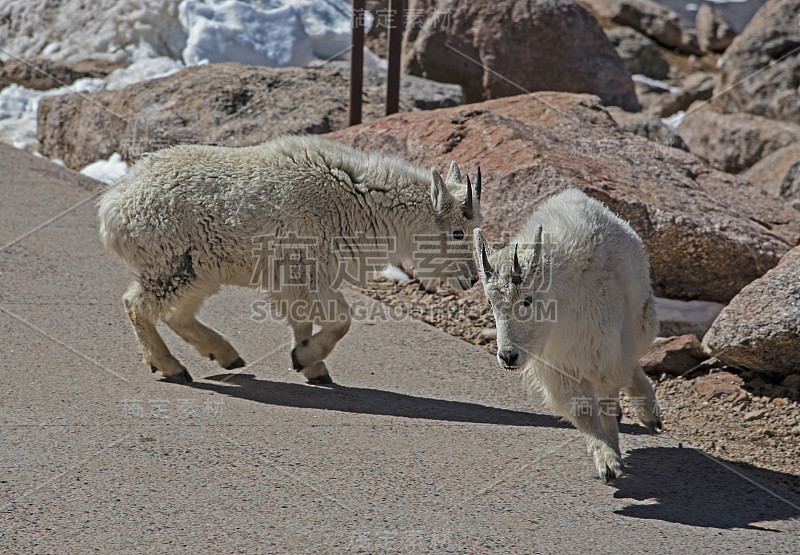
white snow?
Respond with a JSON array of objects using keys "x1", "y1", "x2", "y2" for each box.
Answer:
[
  {"x1": 0, "y1": 78, "x2": 105, "y2": 151},
  {"x1": 632, "y1": 74, "x2": 680, "y2": 94},
  {"x1": 80, "y1": 153, "x2": 129, "y2": 184},
  {"x1": 661, "y1": 110, "x2": 687, "y2": 130},
  {"x1": 179, "y1": 0, "x2": 369, "y2": 67},
  {"x1": 105, "y1": 56, "x2": 186, "y2": 91},
  {"x1": 0, "y1": 0, "x2": 187, "y2": 63},
  {"x1": 382, "y1": 265, "x2": 412, "y2": 282}
]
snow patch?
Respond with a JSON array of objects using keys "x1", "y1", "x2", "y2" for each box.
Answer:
[
  {"x1": 382, "y1": 265, "x2": 412, "y2": 282},
  {"x1": 105, "y1": 56, "x2": 185, "y2": 90},
  {"x1": 632, "y1": 74, "x2": 680, "y2": 94},
  {"x1": 179, "y1": 0, "x2": 368, "y2": 67},
  {"x1": 661, "y1": 110, "x2": 686, "y2": 130},
  {"x1": 0, "y1": 78, "x2": 105, "y2": 151},
  {"x1": 80, "y1": 153, "x2": 129, "y2": 184}
]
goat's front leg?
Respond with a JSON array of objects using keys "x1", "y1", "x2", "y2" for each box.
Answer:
[
  {"x1": 290, "y1": 290, "x2": 351, "y2": 384},
  {"x1": 554, "y1": 382, "x2": 625, "y2": 483}
]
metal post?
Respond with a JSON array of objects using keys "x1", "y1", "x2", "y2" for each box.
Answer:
[
  {"x1": 350, "y1": 0, "x2": 365, "y2": 126},
  {"x1": 386, "y1": 0, "x2": 405, "y2": 116}
]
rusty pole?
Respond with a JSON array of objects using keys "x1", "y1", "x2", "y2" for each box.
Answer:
[
  {"x1": 385, "y1": 0, "x2": 405, "y2": 116},
  {"x1": 350, "y1": 0, "x2": 365, "y2": 126}
]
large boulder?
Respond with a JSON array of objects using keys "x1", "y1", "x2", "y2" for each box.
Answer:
[
  {"x1": 640, "y1": 335, "x2": 707, "y2": 376},
  {"x1": 402, "y1": 0, "x2": 640, "y2": 111},
  {"x1": 712, "y1": 0, "x2": 800, "y2": 123},
  {"x1": 328, "y1": 92, "x2": 800, "y2": 302},
  {"x1": 37, "y1": 63, "x2": 413, "y2": 170},
  {"x1": 742, "y1": 142, "x2": 800, "y2": 208},
  {"x1": 0, "y1": 58, "x2": 128, "y2": 90},
  {"x1": 579, "y1": 0, "x2": 701, "y2": 55},
  {"x1": 703, "y1": 246, "x2": 800, "y2": 376},
  {"x1": 677, "y1": 104, "x2": 800, "y2": 173},
  {"x1": 605, "y1": 26, "x2": 670, "y2": 80},
  {"x1": 695, "y1": 3, "x2": 737, "y2": 53},
  {"x1": 605, "y1": 106, "x2": 688, "y2": 150},
  {"x1": 658, "y1": 72, "x2": 715, "y2": 118}
]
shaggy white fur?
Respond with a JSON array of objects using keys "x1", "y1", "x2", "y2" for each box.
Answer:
[
  {"x1": 99, "y1": 135, "x2": 481, "y2": 384},
  {"x1": 475, "y1": 188, "x2": 660, "y2": 483}
]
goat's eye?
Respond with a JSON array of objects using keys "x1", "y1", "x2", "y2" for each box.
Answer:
[
  {"x1": 451, "y1": 228, "x2": 465, "y2": 240},
  {"x1": 522, "y1": 295, "x2": 533, "y2": 307}
]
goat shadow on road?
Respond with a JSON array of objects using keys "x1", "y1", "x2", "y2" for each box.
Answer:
[
  {"x1": 189, "y1": 372, "x2": 650, "y2": 435},
  {"x1": 614, "y1": 446, "x2": 800, "y2": 531}
]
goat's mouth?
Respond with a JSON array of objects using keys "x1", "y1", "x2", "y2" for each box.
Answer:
[{"x1": 502, "y1": 364, "x2": 521, "y2": 372}]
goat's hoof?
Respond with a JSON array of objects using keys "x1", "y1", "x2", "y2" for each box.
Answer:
[
  {"x1": 160, "y1": 369, "x2": 193, "y2": 385},
  {"x1": 208, "y1": 353, "x2": 215, "y2": 361},
  {"x1": 150, "y1": 365, "x2": 158, "y2": 373},
  {"x1": 307, "y1": 373, "x2": 333, "y2": 385},
  {"x1": 224, "y1": 357, "x2": 246, "y2": 370},
  {"x1": 291, "y1": 348, "x2": 304, "y2": 371},
  {"x1": 599, "y1": 462, "x2": 625, "y2": 484},
  {"x1": 645, "y1": 419, "x2": 663, "y2": 433}
]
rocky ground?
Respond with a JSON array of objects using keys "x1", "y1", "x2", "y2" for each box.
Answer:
[{"x1": 356, "y1": 278, "x2": 800, "y2": 490}]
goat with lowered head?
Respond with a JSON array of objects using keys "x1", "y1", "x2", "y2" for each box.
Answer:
[
  {"x1": 99, "y1": 135, "x2": 482, "y2": 385},
  {"x1": 474, "y1": 188, "x2": 661, "y2": 483}
]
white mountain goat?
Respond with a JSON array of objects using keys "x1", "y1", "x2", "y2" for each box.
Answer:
[
  {"x1": 474, "y1": 189, "x2": 660, "y2": 483},
  {"x1": 99, "y1": 135, "x2": 482, "y2": 384}
]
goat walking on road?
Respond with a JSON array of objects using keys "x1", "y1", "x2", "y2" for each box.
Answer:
[{"x1": 475, "y1": 189, "x2": 661, "y2": 483}]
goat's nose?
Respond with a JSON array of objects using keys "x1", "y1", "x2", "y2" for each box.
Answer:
[{"x1": 498, "y1": 349, "x2": 519, "y2": 367}]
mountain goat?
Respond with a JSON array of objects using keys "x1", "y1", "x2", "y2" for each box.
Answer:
[
  {"x1": 99, "y1": 135, "x2": 482, "y2": 384},
  {"x1": 474, "y1": 189, "x2": 660, "y2": 483}
]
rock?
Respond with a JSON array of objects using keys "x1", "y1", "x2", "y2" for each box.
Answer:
[
  {"x1": 640, "y1": 334, "x2": 708, "y2": 376},
  {"x1": 695, "y1": 3, "x2": 737, "y2": 53},
  {"x1": 37, "y1": 63, "x2": 413, "y2": 170},
  {"x1": 579, "y1": 0, "x2": 702, "y2": 55},
  {"x1": 605, "y1": 26, "x2": 670, "y2": 80},
  {"x1": 743, "y1": 409, "x2": 767, "y2": 422},
  {"x1": 692, "y1": 371, "x2": 747, "y2": 402},
  {"x1": 677, "y1": 104, "x2": 800, "y2": 173},
  {"x1": 606, "y1": 106, "x2": 688, "y2": 150},
  {"x1": 364, "y1": 0, "x2": 389, "y2": 59},
  {"x1": 742, "y1": 142, "x2": 800, "y2": 207},
  {"x1": 703, "y1": 245, "x2": 800, "y2": 376},
  {"x1": 654, "y1": 297, "x2": 725, "y2": 337},
  {"x1": 402, "y1": 0, "x2": 639, "y2": 110},
  {"x1": 326, "y1": 60, "x2": 464, "y2": 110},
  {"x1": 658, "y1": 72, "x2": 715, "y2": 118},
  {"x1": 328, "y1": 93, "x2": 800, "y2": 302},
  {"x1": 712, "y1": 0, "x2": 800, "y2": 123},
  {"x1": 782, "y1": 374, "x2": 800, "y2": 389},
  {"x1": 0, "y1": 58, "x2": 128, "y2": 90}
]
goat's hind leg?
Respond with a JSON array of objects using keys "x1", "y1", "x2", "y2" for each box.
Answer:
[
  {"x1": 163, "y1": 294, "x2": 245, "y2": 371},
  {"x1": 288, "y1": 317, "x2": 330, "y2": 385},
  {"x1": 290, "y1": 290, "x2": 351, "y2": 385},
  {"x1": 624, "y1": 365, "x2": 662, "y2": 432},
  {"x1": 123, "y1": 282, "x2": 192, "y2": 384}
]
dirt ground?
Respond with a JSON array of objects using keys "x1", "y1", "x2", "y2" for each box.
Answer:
[{"x1": 356, "y1": 278, "x2": 800, "y2": 491}]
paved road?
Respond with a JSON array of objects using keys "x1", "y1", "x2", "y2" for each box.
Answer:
[{"x1": 1, "y1": 143, "x2": 798, "y2": 553}]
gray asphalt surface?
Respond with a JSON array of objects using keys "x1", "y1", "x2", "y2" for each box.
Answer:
[{"x1": 1, "y1": 143, "x2": 799, "y2": 553}]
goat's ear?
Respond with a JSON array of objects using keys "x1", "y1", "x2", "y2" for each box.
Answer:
[
  {"x1": 430, "y1": 168, "x2": 452, "y2": 214},
  {"x1": 445, "y1": 161, "x2": 461, "y2": 184},
  {"x1": 474, "y1": 228, "x2": 494, "y2": 279}
]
